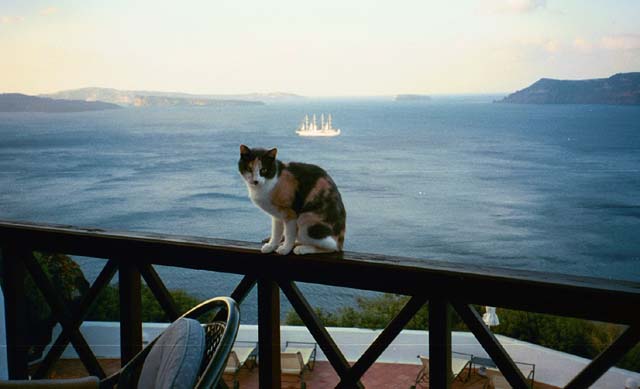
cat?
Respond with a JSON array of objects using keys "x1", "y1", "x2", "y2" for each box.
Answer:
[{"x1": 238, "y1": 144, "x2": 346, "y2": 255}]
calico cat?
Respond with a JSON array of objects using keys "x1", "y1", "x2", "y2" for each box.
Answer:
[{"x1": 238, "y1": 145, "x2": 346, "y2": 255}]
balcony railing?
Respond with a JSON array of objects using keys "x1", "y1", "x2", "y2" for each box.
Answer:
[{"x1": 1, "y1": 219, "x2": 639, "y2": 388}]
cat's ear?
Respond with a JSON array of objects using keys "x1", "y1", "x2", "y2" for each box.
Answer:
[
  {"x1": 240, "y1": 144, "x2": 250, "y2": 156},
  {"x1": 266, "y1": 148, "x2": 278, "y2": 159}
]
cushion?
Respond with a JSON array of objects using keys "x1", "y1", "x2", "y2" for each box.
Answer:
[{"x1": 137, "y1": 318, "x2": 205, "y2": 389}]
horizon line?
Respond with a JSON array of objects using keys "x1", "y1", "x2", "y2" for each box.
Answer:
[{"x1": 2, "y1": 87, "x2": 512, "y2": 98}]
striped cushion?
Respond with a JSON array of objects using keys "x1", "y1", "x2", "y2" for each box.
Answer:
[{"x1": 137, "y1": 318, "x2": 205, "y2": 389}]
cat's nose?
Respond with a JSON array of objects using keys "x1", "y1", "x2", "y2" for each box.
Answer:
[{"x1": 252, "y1": 180, "x2": 259, "y2": 185}]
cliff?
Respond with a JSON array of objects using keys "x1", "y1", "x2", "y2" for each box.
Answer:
[
  {"x1": 132, "y1": 95, "x2": 264, "y2": 107},
  {"x1": 42, "y1": 87, "x2": 303, "y2": 106},
  {"x1": 0, "y1": 93, "x2": 121, "y2": 113},
  {"x1": 498, "y1": 73, "x2": 640, "y2": 105}
]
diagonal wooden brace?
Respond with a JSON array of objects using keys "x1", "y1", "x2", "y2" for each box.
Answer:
[
  {"x1": 341, "y1": 295, "x2": 427, "y2": 386},
  {"x1": 278, "y1": 280, "x2": 364, "y2": 389},
  {"x1": 34, "y1": 259, "x2": 118, "y2": 378},
  {"x1": 452, "y1": 302, "x2": 529, "y2": 388},
  {"x1": 21, "y1": 249, "x2": 106, "y2": 378},
  {"x1": 565, "y1": 325, "x2": 640, "y2": 389},
  {"x1": 138, "y1": 262, "x2": 180, "y2": 321}
]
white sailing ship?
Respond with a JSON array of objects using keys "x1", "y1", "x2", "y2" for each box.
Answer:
[{"x1": 296, "y1": 114, "x2": 341, "y2": 137}]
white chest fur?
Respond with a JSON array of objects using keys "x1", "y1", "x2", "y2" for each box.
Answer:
[{"x1": 248, "y1": 179, "x2": 282, "y2": 218}]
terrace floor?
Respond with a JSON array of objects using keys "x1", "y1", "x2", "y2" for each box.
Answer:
[{"x1": 38, "y1": 359, "x2": 559, "y2": 388}]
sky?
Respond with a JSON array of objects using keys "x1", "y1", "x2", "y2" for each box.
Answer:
[{"x1": 1, "y1": 0, "x2": 639, "y2": 96}]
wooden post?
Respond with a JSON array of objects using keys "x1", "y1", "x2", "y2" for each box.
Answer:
[
  {"x1": 258, "y1": 278, "x2": 281, "y2": 389},
  {"x1": 2, "y1": 247, "x2": 29, "y2": 379},
  {"x1": 119, "y1": 260, "x2": 142, "y2": 366},
  {"x1": 429, "y1": 298, "x2": 452, "y2": 389}
]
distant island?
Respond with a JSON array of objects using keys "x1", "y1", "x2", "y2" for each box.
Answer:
[
  {"x1": 131, "y1": 95, "x2": 263, "y2": 107},
  {"x1": 42, "y1": 87, "x2": 303, "y2": 107},
  {"x1": 498, "y1": 72, "x2": 640, "y2": 105},
  {"x1": 0, "y1": 93, "x2": 121, "y2": 113},
  {"x1": 394, "y1": 94, "x2": 431, "y2": 102}
]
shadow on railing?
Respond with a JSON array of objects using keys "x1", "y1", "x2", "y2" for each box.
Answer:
[{"x1": 1, "y1": 220, "x2": 639, "y2": 388}]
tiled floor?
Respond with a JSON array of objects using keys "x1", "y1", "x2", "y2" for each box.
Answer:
[
  {"x1": 223, "y1": 361, "x2": 419, "y2": 388},
  {"x1": 39, "y1": 359, "x2": 558, "y2": 388},
  {"x1": 222, "y1": 362, "x2": 558, "y2": 388}
]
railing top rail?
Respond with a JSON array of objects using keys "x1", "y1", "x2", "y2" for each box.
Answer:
[{"x1": 1, "y1": 219, "x2": 639, "y2": 324}]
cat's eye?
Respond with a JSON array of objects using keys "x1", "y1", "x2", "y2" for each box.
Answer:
[{"x1": 260, "y1": 168, "x2": 268, "y2": 175}]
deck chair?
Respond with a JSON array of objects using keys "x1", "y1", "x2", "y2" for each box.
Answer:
[
  {"x1": 224, "y1": 341, "x2": 257, "y2": 389},
  {"x1": 0, "y1": 296, "x2": 240, "y2": 389},
  {"x1": 281, "y1": 352, "x2": 307, "y2": 389},
  {"x1": 516, "y1": 361, "x2": 536, "y2": 387},
  {"x1": 283, "y1": 341, "x2": 317, "y2": 371},
  {"x1": 411, "y1": 353, "x2": 472, "y2": 388},
  {"x1": 451, "y1": 356, "x2": 472, "y2": 381},
  {"x1": 411, "y1": 356, "x2": 430, "y2": 388},
  {"x1": 280, "y1": 341, "x2": 317, "y2": 389}
]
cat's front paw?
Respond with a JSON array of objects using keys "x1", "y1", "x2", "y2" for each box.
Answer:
[
  {"x1": 276, "y1": 244, "x2": 294, "y2": 255},
  {"x1": 261, "y1": 243, "x2": 277, "y2": 254}
]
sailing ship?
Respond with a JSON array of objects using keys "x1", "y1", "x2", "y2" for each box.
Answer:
[{"x1": 296, "y1": 114, "x2": 341, "y2": 137}]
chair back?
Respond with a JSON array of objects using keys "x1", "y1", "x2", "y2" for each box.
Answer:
[
  {"x1": 281, "y1": 352, "x2": 304, "y2": 375},
  {"x1": 184, "y1": 297, "x2": 240, "y2": 389}
]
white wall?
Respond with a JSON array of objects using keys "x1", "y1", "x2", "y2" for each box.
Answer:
[{"x1": 47, "y1": 322, "x2": 639, "y2": 389}]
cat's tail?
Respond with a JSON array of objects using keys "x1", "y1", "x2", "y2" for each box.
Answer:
[{"x1": 337, "y1": 228, "x2": 345, "y2": 251}]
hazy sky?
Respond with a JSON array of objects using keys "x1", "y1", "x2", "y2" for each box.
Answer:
[{"x1": 1, "y1": 0, "x2": 639, "y2": 96}]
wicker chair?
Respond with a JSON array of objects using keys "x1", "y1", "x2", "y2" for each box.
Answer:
[{"x1": 0, "y1": 296, "x2": 240, "y2": 389}]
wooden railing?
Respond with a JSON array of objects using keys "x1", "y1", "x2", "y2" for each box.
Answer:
[{"x1": 1, "y1": 220, "x2": 639, "y2": 388}]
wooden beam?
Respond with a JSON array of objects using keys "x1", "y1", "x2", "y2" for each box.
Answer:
[
  {"x1": 138, "y1": 263, "x2": 179, "y2": 321},
  {"x1": 452, "y1": 303, "x2": 529, "y2": 388},
  {"x1": 34, "y1": 260, "x2": 118, "y2": 378},
  {"x1": 342, "y1": 295, "x2": 427, "y2": 386},
  {"x1": 258, "y1": 278, "x2": 280, "y2": 389},
  {"x1": 565, "y1": 325, "x2": 640, "y2": 389},
  {"x1": 2, "y1": 220, "x2": 638, "y2": 325},
  {"x1": 1, "y1": 246, "x2": 29, "y2": 379},
  {"x1": 429, "y1": 299, "x2": 452, "y2": 389},
  {"x1": 278, "y1": 280, "x2": 363, "y2": 389},
  {"x1": 119, "y1": 259, "x2": 142, "y2": 366}
]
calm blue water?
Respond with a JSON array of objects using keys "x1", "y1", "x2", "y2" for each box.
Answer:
[{"x1": 1, "y1": 97, "x2": 639, "y2": 322}]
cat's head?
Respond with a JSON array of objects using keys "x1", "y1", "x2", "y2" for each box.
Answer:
[{"x1": 238, "y1": 145, "x2": 278, "y2": 188}]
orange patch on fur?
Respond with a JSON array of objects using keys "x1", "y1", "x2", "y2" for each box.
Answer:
[
  {"x1": 271, "y1": 169, "x2": 297, "y2": 220},
  {"x1": 297, "y1": 212, "x2": 323, "y2": 227},
  {"x1": 304, "y1": 177, "x2": 332, "y2": 204}
]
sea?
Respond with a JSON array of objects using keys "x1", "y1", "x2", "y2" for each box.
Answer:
[{"x1": 1, "y1": 96, "x2": 639, "y2": 323}]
